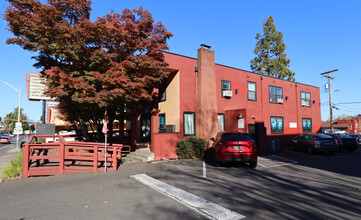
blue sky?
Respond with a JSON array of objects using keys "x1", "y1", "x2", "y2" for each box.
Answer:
[{"x1": 0, "y1": 0, "x2": 360, "y2": 122}]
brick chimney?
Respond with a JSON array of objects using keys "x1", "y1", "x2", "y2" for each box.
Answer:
[{"x1": 196, "y1": 45, "x2": 218, "y2": 142}]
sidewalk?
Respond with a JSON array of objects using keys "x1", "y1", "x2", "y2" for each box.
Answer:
[{"x1": 0, "y1": 144, "x2": 20, "y2": 182}]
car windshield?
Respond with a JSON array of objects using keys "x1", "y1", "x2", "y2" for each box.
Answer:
[
  {"x1": 221, "y1": 133, "x2": 253, "y2": 141},
  {"x1": 314, "y1": 134, "x2": 333, "y2": 139},
  {"x1": 340, "y1": 134, "x2": 352, "y2": 138},
  {"x1": 331, "y1": 133, "x2": 342, "y2": 139}
]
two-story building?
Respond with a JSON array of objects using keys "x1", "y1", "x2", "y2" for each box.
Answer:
[{"x1": 147, "y1": 46, "x2": 321, "y2": 160}]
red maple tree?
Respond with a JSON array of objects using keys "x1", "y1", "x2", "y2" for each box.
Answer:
[{"x1": 5, "y1": 0, "x2": 173, "y2": 140}]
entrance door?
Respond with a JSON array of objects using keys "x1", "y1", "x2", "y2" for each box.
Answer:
[
  {"x1": 140, "y1": 114, "x2": 151, "y2": 142},
  {"x1": 248, "y1": 124, "x2": 256, "y2": 140}
]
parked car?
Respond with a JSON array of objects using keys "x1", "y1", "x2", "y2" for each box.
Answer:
[
  {"x1": 349, "y1": 134, "x2": 361, "y2": 146},
  {"x1": 327, "y1": 133, "x2": 359, "y2": 152},
  {"x1": 289, "y1": 134, "x2": 338, "y2": 154},
  {"x1": 0, "y1": 131, "x2": 11, "y2": 144},
  {"x1": 210, "y1": 131, "x2": 257, "y2": 168}
]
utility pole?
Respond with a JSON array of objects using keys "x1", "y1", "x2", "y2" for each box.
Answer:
[{"x1": 320, "y1": 69, "x2": 338, "y2": 133}]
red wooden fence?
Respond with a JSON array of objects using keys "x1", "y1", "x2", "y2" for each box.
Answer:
[{"x1": 22, "y1": 135, "x2": 131, "y2": 178}]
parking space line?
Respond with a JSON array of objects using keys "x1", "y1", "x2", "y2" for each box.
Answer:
[
  {"x1": 258, "y1": 155, "x2": 299, "y2": 169},
  {"x1": 131, "y1": 174, "x2": 245, "y2": 220}
]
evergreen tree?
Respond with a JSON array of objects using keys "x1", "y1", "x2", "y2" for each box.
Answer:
[{"x1": 250, "y1": 16, "x2": 295, "y2": 81}]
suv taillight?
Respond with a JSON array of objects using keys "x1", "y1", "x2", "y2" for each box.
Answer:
[{"x1": 249, "y1": 142, "x2": 256, "y2": 150}]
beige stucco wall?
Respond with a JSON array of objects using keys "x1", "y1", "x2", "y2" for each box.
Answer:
[
  {"x1": 50, "y1": 109, "x2": 69, "y2": 126},
  {"x1": 159, "y1": 71, "x2": 180, "y2": 132}
]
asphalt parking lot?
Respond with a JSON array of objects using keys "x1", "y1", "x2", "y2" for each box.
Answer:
[{"x1": 1, "y1": 149, "x2": 361, "y2": 219}]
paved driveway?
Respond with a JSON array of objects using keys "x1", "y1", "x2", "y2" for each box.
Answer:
[{"x1": 1, "y1": 149, "x2": 361, "y2": 219}]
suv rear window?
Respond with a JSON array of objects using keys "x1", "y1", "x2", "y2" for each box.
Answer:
[{"x1": 221, "y1": 133, "x2": 253, "y2": 141}]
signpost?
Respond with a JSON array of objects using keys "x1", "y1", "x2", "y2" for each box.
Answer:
[
  {"x1": 14, "y1": 122, "x2": 23, "y2": 135},
  {"x1": 102, "y1": 109, "x2": 109, "y2": 172}
]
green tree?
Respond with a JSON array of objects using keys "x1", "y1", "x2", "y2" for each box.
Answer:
[
  {"x1": 251, "y1": 16, "x2": 295, "y2": 81},
  {"x1": 5, "y1": 107, "x2": 30, "y2": 132}
]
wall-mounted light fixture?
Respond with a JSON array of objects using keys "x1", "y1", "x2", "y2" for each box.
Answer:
[
  {"x1": 261, "y1": 76, "x2": 264, "y2": 80},
  {"x1": 235, "y1": 88, "x2": 239, "y2": 94},
  {"x1": 252, "y1": 115, "x2": 256, "y2": 119},
  {"x1": 194, "y1": 67, "x2": 198, "y2": 72},
  {"x1": 285, "y1": 96, "x2": 288, "y2": 101},
  {"x1": 313, "y1": 100, "x2": 316, "y2": 104}
]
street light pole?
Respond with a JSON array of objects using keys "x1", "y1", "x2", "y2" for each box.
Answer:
[
  {"x1": 17, "y1": 87, "x2": 21, "y2": 149},
  {"x1": 320, "y1": 69, "x2": 338, "y2": 133},
  {"x1": 0, "y1": 80, "x2": 22, "y2": 149}
]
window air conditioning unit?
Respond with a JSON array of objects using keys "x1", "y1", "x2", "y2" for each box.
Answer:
[
  {"x1": 301, "y1": 101, "x2": 308, "y2": 107},
  {"x1": 166, "y1": 125, "x2": 175, "y2": 133},
  {"x1": 277, "y1": 98, "x2": 283, "y2": 104},
  {"x1": 223, "y1": 90, "x2": 233, "y2": 98}
]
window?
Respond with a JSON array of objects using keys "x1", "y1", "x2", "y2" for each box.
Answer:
[
  {"x1": 218, "y1": 114, "x2": 225, "y2": 132},
  {"x1": 302, "y1": 118, "x2": 312, "y2": 133},
  {"x1": 184, "y1": 112, "x2": 195, "y2": 136},
  {"x1": 301, "y1": 92, "x2": 311, "y2": 107},
  {"x1": 269, "y1": 86, "x2": 283, "y2": 103},
  {"x1": 221, "y1": 80, "x2": 231, "y2": 97},
  {"x1": 248, "y1": 81, "x2": 257, "y2": 101},
  {"x1": 159, "y1": 90, "x2": 166, "y2": 102},
  {"x1": 270, "y1": 116, "x2": 284, "y2": 134},
  {"x1": 159, "y1": 114, "x2": 165, "y2": 132}
]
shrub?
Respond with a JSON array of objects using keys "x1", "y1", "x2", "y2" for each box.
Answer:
[
  {"x1": 176, "y1": 136, "x2": 207, "y2": 159},
  {"x1": 1, "y1": 149, "x2": 23, "y2": 180}
]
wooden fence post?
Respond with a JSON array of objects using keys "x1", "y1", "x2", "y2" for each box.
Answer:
[
  {"x1": 22, "y1": 144, "x2": 29, "y2": 178},
  {"x1": 59, "y1": 144, "x2": 64, "y2": 174},
  {"x1": 93, "y1": 146, "x2": 98, "y2": 172},
  {"x1": 112, "y1": 147, "x2": 117, "y2": 171}
]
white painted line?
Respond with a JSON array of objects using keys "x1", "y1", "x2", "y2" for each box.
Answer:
[
  {"x1": 202, "y1": 160, "x2": 207, "y2": 178},
  {"x1": 258, "y1": 155, "x2": 299, "y2": 168},
  {"x1": 131, "y1": 174, "x2": 245, "y2": 220},
  {"x1": 257, "y1": 163, "x2": 267, "y2": 168},
  {"x1": 0, "y1": 144, "x2": 15, "y2": 150}
]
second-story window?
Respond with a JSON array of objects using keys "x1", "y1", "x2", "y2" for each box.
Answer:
[
  {"x1": 248, "y1": 81, "x2": 257, "y2": 101},
  {"x1": 221, "y1": 80, "x2": 231, "y2": 97},
  {"x1": 301, "y1": 92, "x2": 311, "y2": 107},
  {"x1": 269, "y1": 86, "x2": 283, "y2": 103}
]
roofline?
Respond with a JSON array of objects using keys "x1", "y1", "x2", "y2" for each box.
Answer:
[{"x1": 162, "y1": 50, "x2": 320, "y2": 89}]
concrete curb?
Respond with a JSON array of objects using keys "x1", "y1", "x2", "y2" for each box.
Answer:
[{"x1": 131, "y1": 174, "x2": 245, "y2": 220}]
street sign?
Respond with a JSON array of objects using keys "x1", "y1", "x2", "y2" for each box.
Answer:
[
  {"x1": 15, "y1": 122, "x2": 22, "y2": 129},
  {"x1": 14, "y1": 127, "x2": 23, "y2": 135}
]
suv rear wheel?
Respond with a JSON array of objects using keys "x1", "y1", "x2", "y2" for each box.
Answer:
[{"x1": 249, "y1": 159, "x2": 257, "y2": 168}]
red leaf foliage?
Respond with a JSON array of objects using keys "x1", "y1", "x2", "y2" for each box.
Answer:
[{"x1": 5, "y1": 0, "x2": 173, "y2": 136}]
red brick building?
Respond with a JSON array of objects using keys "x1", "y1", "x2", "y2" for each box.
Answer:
[{"x1": 147, "y1": 46, "x2": 322, "y2": 159}]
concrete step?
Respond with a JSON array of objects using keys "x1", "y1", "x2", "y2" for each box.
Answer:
[{"x1": 123, "y1": 147, "x2": 154, "y2": 163}]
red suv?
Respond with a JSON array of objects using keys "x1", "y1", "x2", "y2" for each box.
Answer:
[{"x1": 210, "y1": 131, "x2": 257, "y2": 168}]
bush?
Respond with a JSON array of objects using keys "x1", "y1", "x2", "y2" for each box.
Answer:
[
  {"x1": 1, "y1": 149, "x2": 23, "y2": 180},
  {"x1": 176, "y1": 136, "x2": 207, "y2": 159}
]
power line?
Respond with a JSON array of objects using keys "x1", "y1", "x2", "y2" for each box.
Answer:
[{"x1": 334, "y1": 102, "x2": 361, "y2": 104}]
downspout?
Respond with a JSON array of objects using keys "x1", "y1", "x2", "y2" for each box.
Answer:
[{"x1": 295, "y1": 83, "x2": 299, "y2": 133}]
